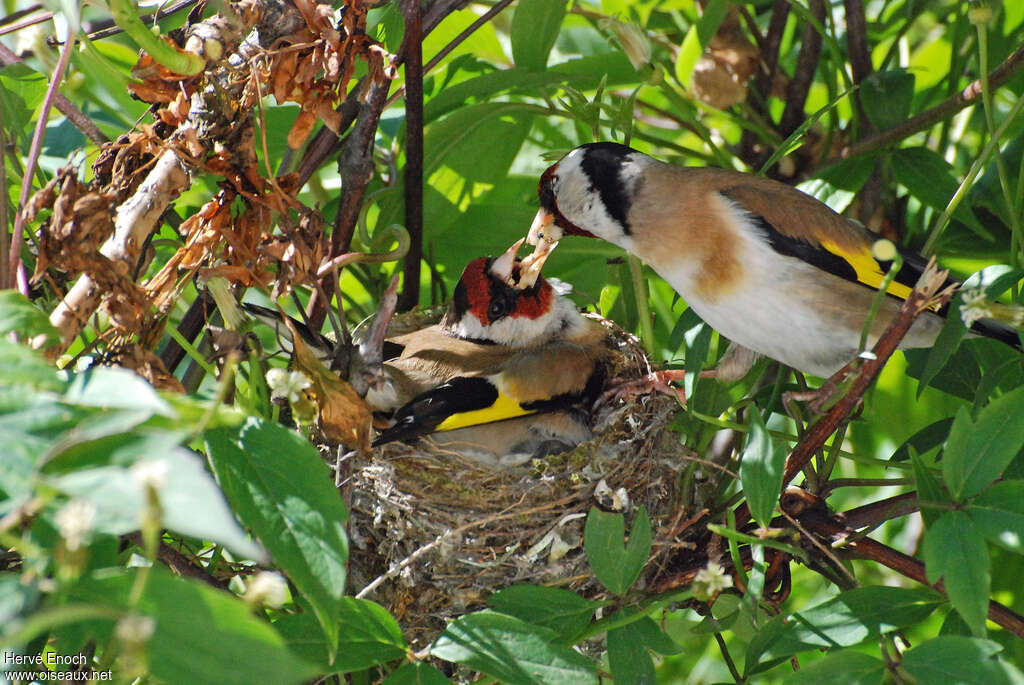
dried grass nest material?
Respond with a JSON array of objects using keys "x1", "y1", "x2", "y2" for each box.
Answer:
[{"x1": 339, "y1": 314, "x2": 685, "y2": 645}]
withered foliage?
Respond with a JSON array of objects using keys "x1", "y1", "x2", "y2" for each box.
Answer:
[
  {"x1": 29, "y1": 168, "x2": 116, "y2": 280},
  {"x1": 30, "y1": 0, "x2": 394, "y2": 355},
  {"x1": 690, "y1": 9, "x2": 760, "y2": 110}
]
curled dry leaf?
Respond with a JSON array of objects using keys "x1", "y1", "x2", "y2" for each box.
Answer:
[
  {"x1": 691, "y1": 10, "x2": 759, "y2": 109},
  {"x1": 286, "y1": 317, "x2": 372, "y2": 452},
  {"x1": 31, "y1": 167, "x2": 117, "y2": 281},
  {"x1": 129, "y1": 49, "x2": 202, "y2": 104},
  {"x1": 259, "y1": 0, "x2": 396, "y2": 147}
]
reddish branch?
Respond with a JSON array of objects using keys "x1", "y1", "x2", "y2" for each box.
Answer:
[
  {"x1": 779, "y1": 0, "x2": 825, "y2": 137},
  {"x1": 833, "y1": 42, "x2": 1024, "y2": 162},
  {"x1": 397, "y1": 0, "x2": 424, "y2": 312},
  {"x1": 783, "y1": 491, "x2": 1024, "y2": 640},
  {"x1": 783, "y1": 262, "x2": 954, "y2": 485}
]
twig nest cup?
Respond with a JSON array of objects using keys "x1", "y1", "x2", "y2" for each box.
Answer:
[{"x1": 340, "y1": 313, "x2": 681, "y2": 645}]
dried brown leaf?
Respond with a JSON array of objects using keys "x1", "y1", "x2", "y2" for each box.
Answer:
[{"x1": 286, "y1": 318, "x2": 371, "y2": 451}]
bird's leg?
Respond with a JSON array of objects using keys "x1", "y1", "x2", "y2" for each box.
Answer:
[
  {"x1": 597, "y1": 369, "x2": 689, "y2": 406},
  {"x1": 598, "y1": 342, "x2": 761, "y2": 407}
]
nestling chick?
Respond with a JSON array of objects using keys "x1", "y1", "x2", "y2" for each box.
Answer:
[
  {"x1": 526, "y1": 142, "x2": 1020, "y2": 379},
  {"x1": 368, "y1": 239, "x2": 611, "y2": 466},
  {"x1": 248, "y1": 240, "x2": 613, "y2": 466}
]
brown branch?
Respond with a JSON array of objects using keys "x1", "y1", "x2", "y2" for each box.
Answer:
[
  {"x1": 833, "y1": 42, "x2": 1024, "y2": 162},
  {"x1": 397, "y1": 0, "x2": 423, "y2": 312},
  {"x1": 779, "y1": 0, "x2": 825, "y2": 137},
  {"x1": 297, "y1": 0, "x2": 479, "y2": 185},
  {"x1": 8, "y1": 34, "x2": 77, "y2": 294},
  {"x1": 834, "y1": 492, "x2": 918, "y2": 530},
  {"x1": 783, "y1": 262, "x2": 954, "y2": 485},
  {"x1": 385, "y1": 0, "x2": 516, "y2": 109},
  {"x1": 843, "y1": 0, "x2": 872, "y2": 85},
  {"x1": 739, "y1": 0, "x2": 788, "y2": 167},
  {"x1": 784, "y1": 493, "x2": 1024, "y2": 641}
]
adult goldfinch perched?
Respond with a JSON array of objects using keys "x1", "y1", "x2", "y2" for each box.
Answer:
[
  {"x1": 248, "y1": 240, "x2": 613, "y2": 465},
  {"x1": 525, "y1": 142, "x2": 1020, "y2": 379}
]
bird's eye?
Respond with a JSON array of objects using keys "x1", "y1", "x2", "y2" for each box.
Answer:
[{"x1": 488, "y1": 299, "x2": 508, "y2": 320}]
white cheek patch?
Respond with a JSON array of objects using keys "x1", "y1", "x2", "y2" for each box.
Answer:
[
  {"x1": 450, "y1": 312, "x2": 555, "y2": 347},
  {"x1": 553, "y1": 153, "x2": 627, "y2": 244}
]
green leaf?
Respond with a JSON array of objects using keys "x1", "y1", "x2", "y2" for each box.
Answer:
[
  {"x1": 425, "y1": 68, "x2": 576, "y2": 124},
  {"x1": 0, "y1": 63, "x2": 47, "y2": 143},
  {"x1": 683, "y1": 319, "x2": 713, "y2": 399},
  {"x1": 913, "y1": 452, "x2": 949, "y2": 529},
  {"x1": 71, "y1": 37, "x2": 144, "y2": 125},
  {"x1": 51, "y1": 446, "x2": 264, "y2": 560},
  {"x1": 923, "y1": 511, "x2": 990, "y2": 637},
  {"x1": 891, "y1": 147, "x2": 991, "y2": 240},
  {"x1": 913, "y1": 294, "x2": 970, "y2": 397},
  {"x1": 431, "y1": 610, "x2": 597, "y2": 685},
  {"x1": 0, "y1": 292, "x2": 60, "y2": 346},
  {"x1": 630, "y1": 616, "x2": 685, "y2": 655},
  {"x1": 860, "y1": 70, "x2": 914, "y2": 131},
  {"x1": 905, "y1": 343, "x2": 982, "y2": 402},
  {"x1": 943, "y1": 385, "x2": 1024, "y2": 499},
  {"x1": 334, "y1": 598, "x2": 407, "y2": 672},
  {"x1": 382, "y1": 661, "x2": 450, "y2": 685},
  {"x1": 488, "y1": 585, "x2": 603, "y2": 640},
  {"x1": 205, "y1": 418, "x2": 349, "y2": 656},
  {"x1": 607, "y1": 625, "x2": 655, "y2": 685},
  {"x1": 584, "y1": 506, "x2": 652, "y2": 596},
  {"x1": 42, "y1": 412, "x2": 169, "y2": 471},
  {"x1": 510, "y1": 0, "x2": 567, "y2": 70},
  {"x1": 63, "y1": 366, "x2": 174, "y2": 417},
  {"x1": 891, "y1": 417, "x2": 954, "y2": 461},
  {"x1": 424, "y1": 102, "x2": 543, "y2": 178},
  {"x1": 0, "y1": 573, "x2": 40, "y2": 632},
  {"x1": 0, "y1": 340, "x2": 65, "y2": 392},
  {"x1": 784, "y1": 650, "x2": 886, "y2": 684},
  {"x1": 969, "y1": 480, "x2": 1024, "y2": 554},
  {"x1": 67, "y1": 567, "x2": 317, "y2": 685},
  {"x1": 902, "y1": 636, "x2": 1023, "y2": 685},
  {"x1": 739, "y1": 409, "x2": 786, "y2": 528},
  {"x1": 811, "y1": 154, "x2": 876, "y2": 193},
  {"x1": 746, "y1": 586, "x2": 943, "y2": 669}
]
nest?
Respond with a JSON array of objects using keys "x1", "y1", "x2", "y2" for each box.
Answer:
[{"x1": 339, "y1": 316, "x2": 685, "y2": 645}]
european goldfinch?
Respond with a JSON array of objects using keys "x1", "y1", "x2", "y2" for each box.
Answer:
[
  {"x1": 526, "y1": 142, "x2": 1020, "y2": 379},
  {"x1": 248, "y1": 240, "x2": 612, "y2": 464}
]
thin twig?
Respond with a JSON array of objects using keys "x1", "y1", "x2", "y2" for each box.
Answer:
[
  {"x1": 7, "y1": 32, "x2": 76, "y2": 293},
  {"x1": 384, "y1": 0, "x2": 515, "y2": 109},
  {"x1": 779, "y1": 0, "x2": 825, "y2": 137},
  {"x1": 832, "y1": 42, "x2": 1024, "y2": 163},
  {"x1": 787, "y1": 494, "x2": 1024, "y2": 640},
  {"x1": 397, "y1": 0, "x2": 424, "y2": 312},
  {"x1": 782, "y1": 262, "x2": 954, "y2": 485}
]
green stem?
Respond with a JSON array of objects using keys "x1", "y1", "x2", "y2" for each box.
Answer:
[
  {"x1": 921, "y1": 92, "x2": 1024, "y2": 256},
  {"x1": 165, "y1": 322, "x2": 219, "y2": 378},
  {"x1": 628, "y1": 255, "x2": 655, "y2": 354},
  {"x1": 976, "y1": 22, "x2": 1022, "y2": 270},
  {"x1": 109, "y1": 0, "x2": 205, "y2": 75},
  {"x1": 859, "y1": 248, "x2": 902, "y2": 353}
]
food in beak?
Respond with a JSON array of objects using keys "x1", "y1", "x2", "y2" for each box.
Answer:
[{"x1": 489, "y1": 237, "x2": 524, "y2": 286}]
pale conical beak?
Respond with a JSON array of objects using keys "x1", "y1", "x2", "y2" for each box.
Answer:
[
  {"x1": 518, "y1": 239, "x2": 558, "y2": 289},
  {"x1": 490, "y1": 237, "x2": 524, "y2": 285},
  {"x1": 527, "y1": 209, "x2": 563, "y2": 246}
]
